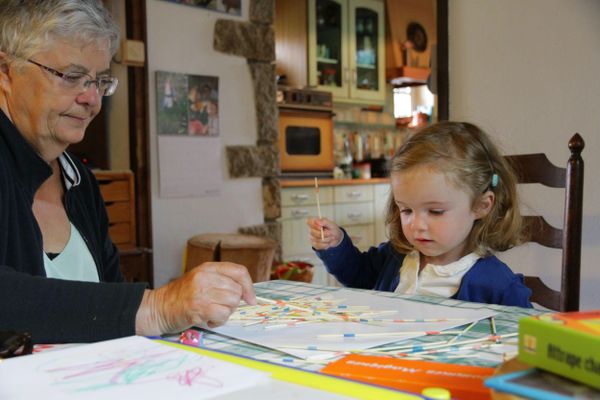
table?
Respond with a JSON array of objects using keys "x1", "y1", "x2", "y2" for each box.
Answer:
[
  {"x1": 164, "y1": 280, "x2": 545, "y2": 398},
  {"x1": 14, "y1": 280, "x2": 543, "y2": 400}
]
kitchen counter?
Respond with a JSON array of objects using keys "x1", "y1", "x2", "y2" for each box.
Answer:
[
  {"x1": 280, "y1": 178, "x2": 391, "y2": 285},
  {"x1": 280, "y1": 177, "x2": 389, "y2": 188}
]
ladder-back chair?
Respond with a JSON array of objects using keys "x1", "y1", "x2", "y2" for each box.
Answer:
[{"x1": 505, "y1": 133, "x2": 584, "y2": 311}]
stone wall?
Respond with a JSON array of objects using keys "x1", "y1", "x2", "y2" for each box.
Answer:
[{"x1": 213, "y1": 0, "x2": 281, "y2": 260}]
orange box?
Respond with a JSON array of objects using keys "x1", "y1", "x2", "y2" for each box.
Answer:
[{"x1": 320, "y1": 354, "x2": 495, "y2": 400}]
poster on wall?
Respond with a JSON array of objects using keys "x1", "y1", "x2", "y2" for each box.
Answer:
[
  {"x1": 156, "y1": 71, "x2": 219, "y2": 137},
  {"x1": 155, "y1": 71, "x2": 222, "y2": 198},
  {"x1": 160, "y1": 0, "x2": 242, "y2": 16}
]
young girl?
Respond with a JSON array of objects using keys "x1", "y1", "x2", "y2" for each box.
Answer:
[{"x1": 308, "y1": 121, "x2": 532, "y2": 308}]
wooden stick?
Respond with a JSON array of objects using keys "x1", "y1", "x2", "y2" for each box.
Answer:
[
  {"x1": 445, "y1": 320, "x2": 477, "y2": 344},
  {"x1": 490, "y1": 317, "x2": 500, "y2": 343},
  {"x1": 406, "y1": 333, "x2": 519, "y2": 354},
  {"x1": 317, "y1": 331, "x2": 456, "y2": 339},
  {"x1": 315, "y1": 177, "x2": 325, "y2": 240},
  {"x1": 254, "y1": 295, "x2": 326, "y2": 317},
  {"x1": 254, "y1": 295, "x2": 278, "y2": 304},
  {"x1": 365, "y1": 317, "x2": 467, "y2": 323}
]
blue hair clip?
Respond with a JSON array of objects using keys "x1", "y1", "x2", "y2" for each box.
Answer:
[{"x1": 491, "y1": 173, "x2": 499, "y2": 188}]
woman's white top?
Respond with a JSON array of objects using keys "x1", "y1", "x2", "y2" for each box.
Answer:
[
  {"x1": 394, "y1": 250, "x2": 479, "y2": 297},
  {"x1": 43, "y1": 223, "x2": 99, "y2": 282}
]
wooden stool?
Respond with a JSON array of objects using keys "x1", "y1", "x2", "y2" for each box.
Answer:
[{"x1": 185, "y1": 233, "x2": 277, "y2": 283}]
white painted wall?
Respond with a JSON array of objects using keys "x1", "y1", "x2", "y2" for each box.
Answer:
[
  {"x1": 449, "y1": 0, "x2": 600, "y2": 309},
  {"x1": 146, "y1": 0, "x2": 264, "y2": 286}
]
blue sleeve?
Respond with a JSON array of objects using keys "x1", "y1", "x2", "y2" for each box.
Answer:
[
  {"x1": 454, "y1": 257, "x2": 533, "y2": 308},
  {"x1": 500, "y1": 274, "x2": 534, "y2": 308},
  {"x1": 315, "y1": 230, "x2": 402, "y2": 291}
]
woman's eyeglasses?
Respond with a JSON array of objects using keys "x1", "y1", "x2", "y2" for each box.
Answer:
[{"x1": 27, "y1": 59, "x2": 118, "y2": 97}]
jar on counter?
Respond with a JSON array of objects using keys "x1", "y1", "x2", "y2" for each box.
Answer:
[{"x1": 353, "y1": 162, "x2": 371, "y2": 179}]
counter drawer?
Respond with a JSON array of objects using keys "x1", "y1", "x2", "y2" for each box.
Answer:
[
  {"x1": 335, "y1": 202, "x2": 374, "y2": 226},
  {"x1": 104, "y1": 201, "x2": 131, "y2": 223},
  {"x1": 282, "y1": 186, "x2": 333, "y2": 207},
  {"x1": 97, "y1": 179, "x2": 130, "y2": 202},
  {"x1": 93, "y1": 170, "x2": 136, "y2": 250},
  {"x1": 345, "y1": 225, "x2": 375, "y2": 252},
  {"x1": 108, "y1": 222, "x2": 132, "y2": 245},
  {"x1": 281, "y1": 204, "x2": 334, "y2": 220},
  {"x1": 374, "y1": 182, "x2": 391, "y2": 201},
  {"x1": 334, "y1": 185, "x2": 373, "y2": 203}
]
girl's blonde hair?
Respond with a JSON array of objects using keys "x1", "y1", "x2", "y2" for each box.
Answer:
[{"x1": 385, "y1": 121, "x2": 525, "y2": 256}]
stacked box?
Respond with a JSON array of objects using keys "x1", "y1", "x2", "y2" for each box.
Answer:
[
  {"x1": 321, "y1": 354, "x2": 495, "y2": 400},
  {"x1": 518, "y1": 310, "x2": 600, "y2": 390}
]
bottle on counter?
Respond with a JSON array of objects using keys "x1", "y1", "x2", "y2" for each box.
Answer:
[
  {"x1": 384, "y1": 130, "x2": 394, "y2": 159},
  {"x1": 338, "y1": 134, "x2": 353, "y2": 179},
  {"x1": 370, "y1": 133, "x2": 382, "y2": 159},
  {"x1": 354, "y1": 133, "x2": 364, "y2": 162}
]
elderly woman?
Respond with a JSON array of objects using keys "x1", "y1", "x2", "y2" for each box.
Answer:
[{"x1": 0, "y1": 0, "x2": 255, "y2": 344}]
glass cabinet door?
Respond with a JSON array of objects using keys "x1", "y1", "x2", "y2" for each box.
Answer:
[
  {"x1": 354, "y1": 7, "x2": 378, "y2": 90},
  {"x1": 308, "y1": 0, "x2": 385, "y2": 103},
  {"x1": 308, "y1": 0, "x2": 349, "y2": 98},
  {"x1": 349, "y1": 0, "x2": 385, "y2": 101}
]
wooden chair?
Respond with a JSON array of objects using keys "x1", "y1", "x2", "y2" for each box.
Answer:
[{"x1": 505, "y1": 133, "x2": 585, "y2": 311}]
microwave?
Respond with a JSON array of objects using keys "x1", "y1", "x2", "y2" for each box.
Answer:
[{"x1": 277, "y1": 87, "x2": 334, "y2": 176}]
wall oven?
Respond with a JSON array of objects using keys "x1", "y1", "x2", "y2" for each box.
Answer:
[{"x1": 277, "y1": 87, "x2": 334, "y2": 177}]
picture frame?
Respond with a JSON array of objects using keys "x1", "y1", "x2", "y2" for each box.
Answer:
[
  {"x1": 160, "y1": 0, "x2": 242, "y2": 16},
  {"x1": 156, "y1": 71, "x2": 219, "y2": 137}
]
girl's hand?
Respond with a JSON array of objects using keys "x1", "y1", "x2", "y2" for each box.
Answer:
[{"x1": 307, "y1": 217, "x2": 344, "y2": 250}]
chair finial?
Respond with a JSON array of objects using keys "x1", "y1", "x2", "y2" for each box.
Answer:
[{"x1": 568, "y1": 133, "x2": 585, "y2": 155}]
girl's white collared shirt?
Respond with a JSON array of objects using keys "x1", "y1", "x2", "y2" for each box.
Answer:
[{"x1": 394, "y1": 250, "x2": 479, "y2": 297}]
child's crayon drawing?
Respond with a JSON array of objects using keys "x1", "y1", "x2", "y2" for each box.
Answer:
[{"x1": 0, "y1": 336, "x2": 268, "y2": 399}]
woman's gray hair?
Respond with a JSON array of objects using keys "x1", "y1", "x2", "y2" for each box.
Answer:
[{"x1": 0, "y1": 0, "x2": 120, "y2": 60}]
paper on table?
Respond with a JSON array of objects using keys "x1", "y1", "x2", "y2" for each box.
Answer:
[
  {"x1": 213, "y1": 288, "x2": 498, "y2": 359},
  {"x1": 0, "y1": 336, "x2": 268, "y2": 400}
]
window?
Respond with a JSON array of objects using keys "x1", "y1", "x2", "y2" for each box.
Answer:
[{"x1": 393, "y1": 86, "x2": 435, "y2": 123}]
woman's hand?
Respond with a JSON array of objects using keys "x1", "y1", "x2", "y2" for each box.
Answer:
[
  {"x1": 306, "y1": 217, "x2": 344, "y2": 250},
  {"x1": 135, "y1": 262, "x2": 256, "y2": 335}
]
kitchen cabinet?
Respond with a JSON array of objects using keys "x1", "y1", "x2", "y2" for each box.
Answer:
[
  {"x1": 384, "y1": 0, "x2": 436, "y2": 87},
  {"x1": 333, "y1": 185, "x2": 375, "y2": 251},
  {"x1": 280, "y1": 186, "x2": 335, "y2": 286},
  {"x1": 307, "y1": 0, "x2": 385, "y2": 104},
  {"x1": 280, "y1": 181, "x2": 389, "y2": 286},
  {"x1": 374, "y1": 182, "x2": 390, "y2": 245},
  {"x1": 274, "y1": 0, "x2": 308, "y2": 87}
]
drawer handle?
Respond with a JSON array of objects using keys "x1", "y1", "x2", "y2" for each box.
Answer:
[
  {"x1": 291, "y1": 209, "x2": 309, "y2": 218},
  {"x1": 291, "y1": 194, "x2": 310, "y2": 202},
  {"x1": 346, "y1": 191, "x2": 363, "y2": 199},
  {"x1": 347, "y1": 212, "x2": 363, "y2": 220}
]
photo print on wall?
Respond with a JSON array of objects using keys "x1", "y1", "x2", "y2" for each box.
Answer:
[
  {"x1": 156, "y1": 71, "x2": 219, "y2": 137},
  {"x1": 160, "y1": 0, "x2": 242, "y2": 16}
]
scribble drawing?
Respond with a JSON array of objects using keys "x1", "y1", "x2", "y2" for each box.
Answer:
[
  {"x1": 168, "y1": 366, "x2": 223, "y2": 388},
  {"x1": 39, "y1": 346, "x2": 224, "y2": 392}
]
